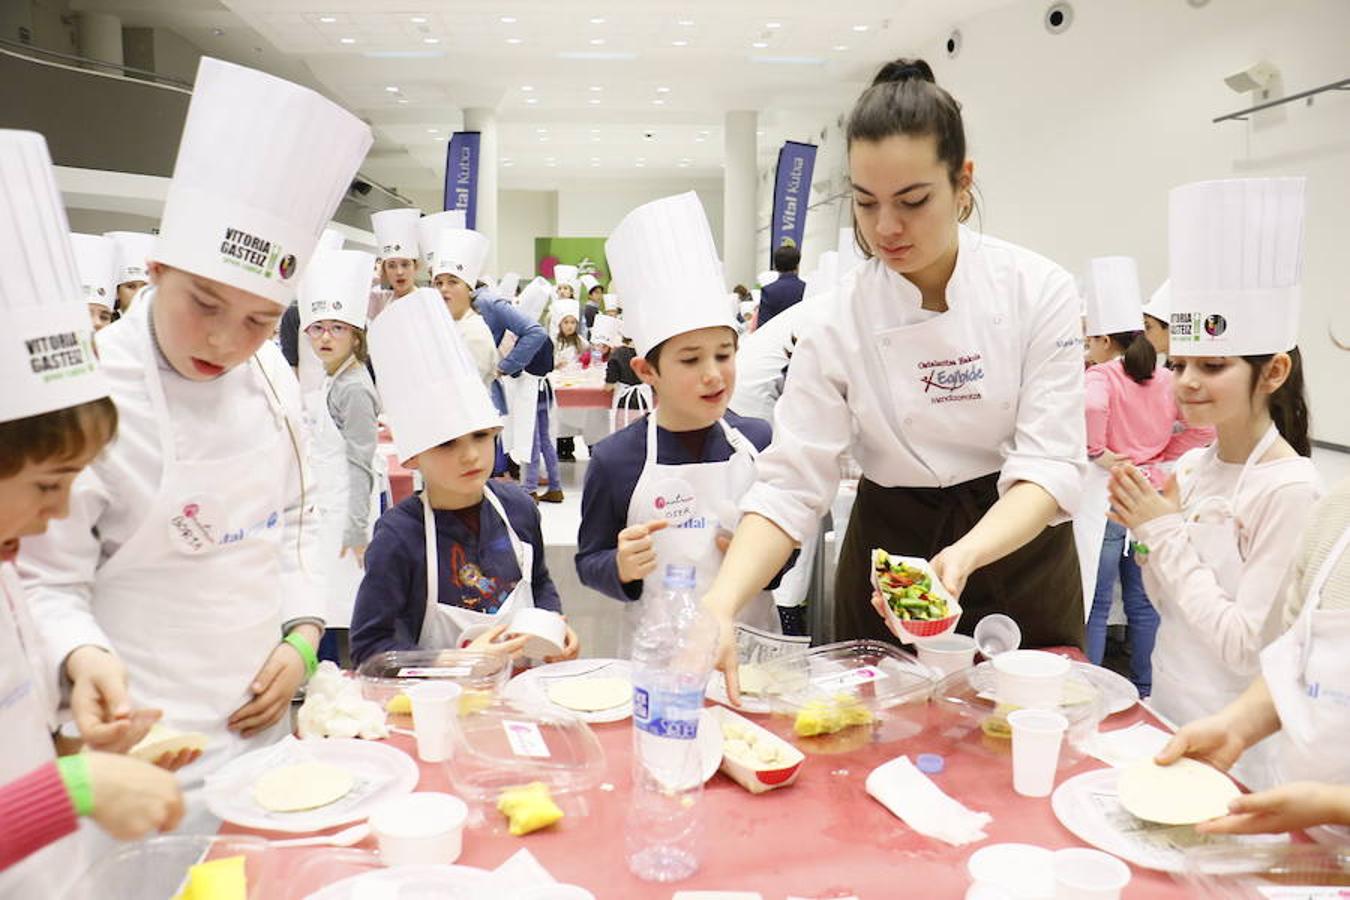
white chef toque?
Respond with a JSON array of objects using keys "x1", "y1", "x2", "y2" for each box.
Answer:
[
  {"x1": 579, "y1": 273, "x2": 600, "y2": 295},
  {"x1": 605, "y1": 191, "x2": 737, "y2": 358},
  {"x1": 369, "y1": 287, "x2": 499, "y2": 462},
  {"x1": 431, "y1": 228, "x2": 490, "y2": 286},
  {"x1": 602, "y1": 292, "x2": 618, "y2": 312},
  {"x1": 371, "y1": 208, "x2": 422, "y2": 263},
  {"x1": 757, "y1": 269, "x2": 778, "y2": 286},
  {"x1": 1082, "y1": 256, "x2": 1144, "y2": 337},
  {"x1": 551, "y1": 298, "x2": 581, "y2": 333},
  {"x1": 590, "y1": 314, "x2": 624, "y2": 347},
  {"x1": 70, "y1": 233, "x2": 117, "y2": 309},
  {"x1": 104, "y1": 231, "x2": 156, "y2": 286},
  {"x1": 0, "y1": 131, "x2": 109, "y2": 423},
  {"x1": 415, "y1": 210, "x2": 466, "y2": 268},
  {"x1": 316, "y1": 228, "x2": 346, "y2": 252},
  {"x1": 497, "y1": 272, "x2": 521, "y2": 299},
  {"x1": 553, "y1": 264, "x2": 579, "y2": 293},
  {"x1": 1142, "y1": 279, "x2": 1170, "y2": 324},
  {"x1": 1168, "y1": 177, "x2": 1305, "y2": 357},
  {"x1": 299, "y1": 249, "x2": 377, "y2": 330},
  {"x1": 153, "y1": 57, "x2": 372, "y2": 308},
  {"x1": 517, "y1": 276, "x2": 552, "y2": 323}
]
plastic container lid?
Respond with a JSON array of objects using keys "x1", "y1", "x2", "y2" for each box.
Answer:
[
  {"x1": 67, "y1": 835, "x2": 273, "y2": 900},
  {"x1": 1179, "y1": 843, "x2": 1350, "y2": 895},
  {"x1": 446, "y1": 698, "x2": 606, "y2": 804},
  {"x1": 763, "y1": 640, "x2": 935, "y2": 715},
  {"x1": 917, "y1": 753, "x2": 945, "y2": 774},
  {"x1": 287, "y1": 850, "x2": 494, "y2": 899},
  {"x1": 356, "y1": 649, "x2": 511, "y2": 706},
  {"x1": 966, "y1": 843, "x2": 1056, "y2": 899}
]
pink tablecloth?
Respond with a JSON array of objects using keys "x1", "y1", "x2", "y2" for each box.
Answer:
[
  {"x1": 220, "y1": 677, "x2": 1196, "y2": 898},
  {"x1": 554, "y1": 385, "x2": 611, "y2": 409}
]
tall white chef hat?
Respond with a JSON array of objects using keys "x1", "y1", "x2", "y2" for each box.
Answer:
[
  {"x1": 579, "y1": 273, "x2": 600, "y2": 294},
  {"x1": 757, "y1": 269, "x2": 778, "y2": 287},
  {"x1": 154, "y1": 58, "x2": 371, "y2": 307},
  {"x1": 369, "y1": 287, "x2": 499, "y2": 462},
  {"x1": 416, "y1": 209, "x2": 466, "y2": 268},
  {"x1": 104, "y1": 231, "x2": 155, "y2": 286},
  {"x1": 517, "y1": 276, "x2": 552, "y2": 323},
  {"x1": 590, "y1": 313, "x2": 624, "y2": 347},
  {"x1": 553, "y1": 264, "x2": 579, "y2": 290},
  {"x1": 0, "y1": 131, "x2": 109, "y2": 423},
  {"x1": 431, "y1": 228, "x2": 490, "y2": 286},
  {"x1": 551, "y1": 298, "x2": 581, "y2": 333},
  {"x1": 1082, "y1": 256, "x2": 1143, "y2": 337},
  {"x1": 316, "y1": 228, "x2": 346, "y2": 252},
  {"x1": 70, "y1": 233, "x2": 117, "y2": 310},
  {"x1": 602, "y1": 292, "x2": 618, "y2": 312},
  {"x1": 299, "y1": 249, "x2": 377, "y2": 330},
  {"x1": 1168, "y1": 177, "x2": 1305, "y2": 357},
  {"x1": 497, "y1": 271, "x2": 521, "y2": 299},
  {"x1": 371, "y1": 208, "x2": 422, "y2": 263},
  {"x1": 605, "y1": 191, "x2": 737, "y2": 358},
  {"x1": 1142, "y1": 279, "x2": 1170, "y2": 324}
]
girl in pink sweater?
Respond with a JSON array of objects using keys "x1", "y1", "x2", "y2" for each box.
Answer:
[{"x1": 1084, "y1": 329, "x2": 1213, "y2": 695}]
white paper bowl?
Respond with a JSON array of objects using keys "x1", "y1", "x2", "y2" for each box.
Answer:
[
  {"x1": 508, "y1": 608, "x2": 567, "y2": 658},
  {"x1": 871, "y1": 553, "x2": 962, "y2": 643},
  {"x1": 710, "y1": 706, "x2": 805, "y2": 794},
  {"x1": 992, "y1": 650, "x2": 1070, "y2": 709},
  {"x1": 369, "y1": 792, "x2": 469, "y2": 867}
]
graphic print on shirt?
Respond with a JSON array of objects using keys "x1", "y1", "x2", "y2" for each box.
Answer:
[
  {"x1": 917, "y1": 351, "x2": 985, "y2": 405},
  {"x1": 450, "y1": 543, "x2": 504, "y2": 613}
]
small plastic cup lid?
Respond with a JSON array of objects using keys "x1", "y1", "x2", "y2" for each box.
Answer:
[{"x1": 916, "y1": 753, "x2": 945, "y2": 774}]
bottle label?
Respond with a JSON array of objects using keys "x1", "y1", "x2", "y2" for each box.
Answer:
[{"x1": 633, "y1": 685, "x2": 702, "y2": 740}]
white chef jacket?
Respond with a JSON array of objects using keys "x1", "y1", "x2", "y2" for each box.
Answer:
[
  {"x1": 741, "y1": 226, "x2": 1087, "y2": 543},
  {"x1": 456, "y1": 310, "x2": 500, "y2": 389},
  {"x1": 16, "y1": 291, "x2": 325, "y2": 679}
]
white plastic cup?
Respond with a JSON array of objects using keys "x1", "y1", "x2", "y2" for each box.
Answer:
[
  {"x1": 993, "y1": 650, "x2": 1070, "y2": 709},
  {"x1": 409, "y1": 681, "x2": 462, "y2": 763},
  {"x1": 1052, "y1": 847, "x2": 1131, "y2": 899},
  {"x1": 508, "y1": 607, "x2": 568, "y2": 658},
  {"x1": 1007, "y1": 709, "x2": 1068, "y2": 798},
  {"x1": 973, "y1": 613, "x2": 1022, "y2": 658},
  {"x1": 917, "y1": 634, "x2": 978, "y2": 676},
  {"x1": 369, "y1": 792, "x2": 469, "y2": 866}
]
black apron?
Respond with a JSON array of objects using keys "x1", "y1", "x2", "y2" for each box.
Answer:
[{"x1": 835, "y1": 474, "x2": 1084, "y2": 650}]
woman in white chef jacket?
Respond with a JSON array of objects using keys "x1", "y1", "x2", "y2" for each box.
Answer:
[
  {"x1": 702, "y1": 59, "x2": 1088, "y2": 685},
  {"x1": 298, "y1": 249, "x2": 382, "y2": 648},
  {"x1": 17, "y1": 58, "x2": 373, "y2": 814},
  {"x1": 1108, "y1": 177, "x2": 1320, "y2": 789}
]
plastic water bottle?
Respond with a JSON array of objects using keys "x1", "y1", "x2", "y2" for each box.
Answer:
[{"x1": 626, "y1": 564, "x2": 719, "y2": 882}]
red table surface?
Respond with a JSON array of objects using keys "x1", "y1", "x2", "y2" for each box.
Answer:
[
  {"x1": 219, "y1": 697, "x2": 1197, "y2": 897},
  {"x1": 555, "y1": 385, "x2": 612, "y2": 409}
]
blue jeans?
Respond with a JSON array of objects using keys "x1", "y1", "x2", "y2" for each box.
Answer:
[
  {"x1": 1086, "y1": 520, "x2": 1158, "y2": 696},
  {"x1": 523, "y1": 395, "x2": 560, "y2": 494}
]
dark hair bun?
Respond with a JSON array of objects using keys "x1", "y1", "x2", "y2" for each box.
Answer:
[{"x1": 872, "y1": 58, "x2": 936, "y2": 87}]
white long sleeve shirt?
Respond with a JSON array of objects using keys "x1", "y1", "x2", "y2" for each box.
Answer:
[
  {"x1": 16, "y1": 293, "x2": 325, "y2": 679},
  {"x1": 741, "y1": 226, "x2": 1087, "y2": 543}
]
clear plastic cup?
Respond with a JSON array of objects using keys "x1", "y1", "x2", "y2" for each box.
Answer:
[
  {"x1": 973, "y1": 613, "x2": 1021, "y2": 658},
  {"x1": 1007, "y1": 708, "x2": 1068, "y2": 797},
  {"x1": 1052, "y1": 847, "x2": 1131, "y2": 899},
  {"x1": 409, "y1": 682, "x2": 462, "y2": 763}
]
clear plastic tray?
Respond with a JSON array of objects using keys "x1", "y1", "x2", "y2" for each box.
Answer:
[
  {"x1": 66, "y1": 835, "x2": 274, "y2": 900},
  {"x1": 931, "y1": 660, "x2": 1106, "y2": 767},
  {"x1": 446, "y1": 697, "x2": 606, "y2": 805},
  {"x1": 287, "y1": 850, "x2": 494, "y2": 899},
  {"x1": 761, "y1": 640, "x2": 935, "y2": 750},
  {"x1": 1179, "y1": 843, "x2": 1350, "y2": 897},
  {"x1": 356, "y1": 649, "x2": 511, "y2": 707}
]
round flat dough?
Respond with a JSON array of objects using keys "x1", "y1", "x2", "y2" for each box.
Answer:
[
  {"x1": 1117, "y1": 758, "x2": 1240, "y2": 825},
  {"x1": 545, "y1": 676, "x2": 632, "y2": 712},
  {"x1": 128, "y1": 724, "x2": 208, "y2": 763},
  {"x1": 252, "y1": 762, "x2": 355, "y2": 813}
]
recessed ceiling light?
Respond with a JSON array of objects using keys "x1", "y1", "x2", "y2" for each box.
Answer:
[
  {"x1": 851, "y1": 23, "x2": 869, "y2": 31},
  {"x1": 410, "y1": 16, "x2": 427, "y2": 24},
  {"x1": 766, "y1": 21, "x2": 782, "y2": 29},
  {"x1": 427, "y1": 128, "x2": 438, "y2": 133},
  {"x1": 499, "y1": 16, "x2": 517, "y2": 24},
  {"x1": 539, "y1": 136, "x2": 550, "y2": 142},
  {"x1": 591, "y1": 136, "x2": 601, "y2": 142},
  {"x1": 589, "y1": 85, "x2": 603, "y2": 92},
  {"x1": 546, "y1": 160, "x2": 557, "y2": 167},
  {"x1": 525, "y1": 97, "x2": 538, "y2": 105},
  {"x1": 589, "y1": 16, "x2": 605, "y2": 24},
  {"x1": 671, "y1": 39, "x2": 688, "y2": 46},
  {"x1": 521, "y1": 85, "x2": 534, "y2": 91},
  {"x1": 590, "y1": 157, "x2": 600, "y2": 162},
  {"x1": 211, "y1": 27, "x2": 225, "y2": 36},
  {"x1": 695, "y1": 135, "x2": 706, "y2": 142},
  {"x1": 396, "y1": 98, "x2": 409, "y2": 104},
  {"x1": 635, "y1": 161, "x2": 646, "y2": 167},
  {"x1": 385, "y1": 85, "x2": 400, "y2": 92},
  {"x1": 588, "y1": 98, "x2": 601, "y2": 105},
  {"x1": 656, "y1": 86, "x2": 671, "y2": 93},
  {"x1": 339, "y1": 37, "x2": 356, "y2": 44},
  {"x1": 678, "y1": 161, "x2": 691, "y2": 167},
  {"x1": 588, "y1": 37, "x2": 605, "y2": 45},
  {"x1": 319, "y1": 16, "x2": 336, "y2": 23},
  {"x1": 591, "y1": 127, "x2": 601, "y2": 133},
  {"x1": 652, "y1": 99, "x2": 666, "y2": 105},
  {"x1": 832, "y1": 44, "x2": 848, "y2": 51},
  {"x1": 752, "y1": 41, "x2": 768, "y2": 48},
  {"x1": 536, "y1": 127, "x2": 548, "y2": 133},
  {"x1": 423, "y1": 37, "x2": 439, "y2": 44},
  {"x1": 677, "y1": 19, "x2": 695, "y2": 26},
  {"x1": 502, "y1": 159, "x2": 514, "y2": 167},
  {"x1": 505, "y1": 37, "x2": 522, "y2": 44}
]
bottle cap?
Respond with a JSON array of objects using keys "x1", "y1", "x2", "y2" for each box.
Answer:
[{"x1": 916, "y1": 753, "x2": 945, "y2": 775}]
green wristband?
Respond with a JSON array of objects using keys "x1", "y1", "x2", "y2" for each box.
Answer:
[
  {"x1": 284, "y1": 632, "x2": 318, "y2": 679},
  {"x1": 56, "y1": 755, "x2": 94, "y2": 817}
]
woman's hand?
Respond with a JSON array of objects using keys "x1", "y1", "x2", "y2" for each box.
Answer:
[
  {"x1": 1155, "y1": 711, "x2": 1250, "y2": 773},
  {"x1": 930, "y1": 543, "x2": 977, "y2": 599},
  {"x1": 1198, "y1": 782, "x2": 1350, "y2": 836},
  {"x1": 1107, "y1": 464, "x2": 1179, "y2": 529}
]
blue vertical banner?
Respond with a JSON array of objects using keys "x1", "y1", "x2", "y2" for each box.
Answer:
[
  {"x1": 769, "y1": 140, "x2": 817, "y2": 262},
  {"x1": 444, "y1": 131, "x2": 481, "y2": 228}
]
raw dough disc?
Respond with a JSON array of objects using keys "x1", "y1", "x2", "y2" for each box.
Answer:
[
  {"x1": 252, "y1": 762, "x2": 355, "y2": 813},
  {"x1": 1117, "y1": 758, "x2": 1240, "y2": 825},
  {"x1": 128, "y1": 724, "x2": 208, "y2": 763},
  {"x1": 545, "y1": 676, "x2": 632, "y2": 712}
]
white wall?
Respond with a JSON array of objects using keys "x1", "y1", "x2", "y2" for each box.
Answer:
[
  {"x1": 757, "y1": 0, "x2": 1350, "y2": 444},
  {"x1": 498, "y1": 189, "x2": 558, "y2": 280}
]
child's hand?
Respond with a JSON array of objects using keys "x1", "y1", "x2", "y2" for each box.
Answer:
[
  {"x1": 544, "y1": 626, "x2": 581, "y2": 663},
  {"x1": 341, "y1": 544, "x2": 367, "y2": 569},
  {"x1": 616, "y1": 520, "x2": 669, "y2": 584},
  {"x1": 84, "y1": 751, "x2": 185, "y2": 839},
  {"x1": 467, "y1": 622, "x2": 530, "y2": 659},
  {"x1": 1107, "y1": 463, "x2": 1178, "y2": 529}
]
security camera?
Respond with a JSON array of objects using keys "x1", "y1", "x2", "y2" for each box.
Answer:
[
  {"x1": 1224, "y1": 60, "x2": 1279, "y2": 94},
  {"x1": 350, "y1": 179, "x2": 372, "y2": 197},
  {"x1": 643, "y1": 130, "x2": 655, "y2": 141},
  {"x1": 946, "y1": 29, "x2": 962, "y2": 58},
  {"x1": 1044, "y1": 2, "x2": 1073, "y2": 34}
]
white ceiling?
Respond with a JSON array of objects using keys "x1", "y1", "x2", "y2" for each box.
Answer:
[{"x1": 70, "y1": 0, "x2": 1015, "y2": 201}]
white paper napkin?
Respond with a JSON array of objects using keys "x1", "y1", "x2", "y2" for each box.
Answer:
[
  {"x1": 865, "y1": 754, "x2": 992, "y2": 846},
  {"x1": 487, "y1": 849, "x2": 557, "y2": 890},
  {"x1": 1084, "y1": 722, "x2": 1172, "y2": 769}
]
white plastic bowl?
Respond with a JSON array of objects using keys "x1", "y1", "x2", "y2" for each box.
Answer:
[
  {"x1": 369, "y1": 792, "x2": 469, "y2": 867},
  {"x1": 993, "y1": 650, "x2": 1070, "y2": 708}
]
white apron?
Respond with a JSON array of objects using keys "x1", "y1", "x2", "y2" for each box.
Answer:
[
  {"x1": 1261, "y1": 522, "x2": 1350, "y2": 843},
  {"x1": 416, "y1": 489, "x2": 536, "y2": 651},
  {"x1": 1150, "y1": 424, "x2": 1281, "y2": 787},
  {"x1": 93, "y1": 317, "x2": 297, "y2": 798},
  {"x1": 1071, "y1": 464, "x2": 1111, "y2": 623},
  {"x1": 503, "y1": 373, "x2": 542, "y2": 466},
  {"x1": 611, "y1": 381, "x2": 654, "y2": 434},
  {"x1": 625, "y1": 415, "x2": 780, "y2": 640},
  {"x1": 0, "y1": 566, "x2": 84, "y2": 899},
  {"x1": 303, "y1": 357, "x2": 383, "y2": 629}
]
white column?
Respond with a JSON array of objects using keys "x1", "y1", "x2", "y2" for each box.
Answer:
[
  {"x1": 77, "y1": 12, "x2": 124, "y2": 69},
  {"x1": 462, "y1": 107, "x2": 499, "y2": 277},
  {"x1": 722, "y1": 109, "x2": 758, "y2": 289}
]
